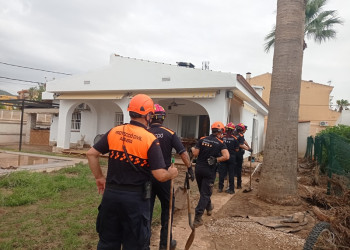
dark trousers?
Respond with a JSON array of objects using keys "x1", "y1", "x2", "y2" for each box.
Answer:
[
  {"x1": 149, "y1": 178, "x2": 174, "y2": 247},
  {"x1": 96, "y1": 188, "x2": 150, "y2": 250},
  {"x1": 218, "y1": 155, "x2": 236, "y2": 191},
  {"x1": 235, "y1": 152, "x2": 243, "y2": 187},
  {"x1": 195, "y1": 165, "x2": 216, "y2": 215}
]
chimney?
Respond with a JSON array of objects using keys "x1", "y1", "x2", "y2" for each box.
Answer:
[{"x1": 246, "y1": 72, "x2": 251, "y2": 83}]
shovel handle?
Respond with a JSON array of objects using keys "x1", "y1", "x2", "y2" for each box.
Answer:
[{"x1": 167, "y1": 157, "x2": 175, "y2": 250}]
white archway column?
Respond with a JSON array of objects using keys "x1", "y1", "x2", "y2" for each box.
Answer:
[
  {"x1": 56, "y1": 100, "x2": 74, "y2": 149},
  {"x1": 115, "y1": 97, "x2": 131, "y2": 123},
  {"x1": 195, "y1": 91, "x2": 228, "y2": 125}
]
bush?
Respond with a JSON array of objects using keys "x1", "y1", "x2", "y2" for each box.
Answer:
[
  {"x1": 315, "y1": 125, "x2": 350, "y2": 177},
  {"x1": 317, "y1": 124, "x2": 350, "y2": 139}
]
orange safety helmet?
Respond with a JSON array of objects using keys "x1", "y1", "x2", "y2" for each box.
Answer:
[
  {"x1": 211, "y1": 121, "x2": 225, "y2": 133},
  {"x1": 127, "y1": 94, "x2": 154, "y2": 116},
  {"x1": 226, "y1": 122, "x2": 235, "y2": 130}
]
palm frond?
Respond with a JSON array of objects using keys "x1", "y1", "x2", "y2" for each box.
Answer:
[
  {"x1": 305, "y1": 9, "x2": 343, "y2": 42},
  {"x1": 305, "y1": 0, "x2": 327, "y2": 22},
  {"x1": 263, "y1": 0, "x2": 343, "y2": 53},
  {"x1": 313, "y1": 29, "x2": 336, "y2": 43},
  {"x1": 264, "y1": 26, "x2": 276, "y2": 53}
]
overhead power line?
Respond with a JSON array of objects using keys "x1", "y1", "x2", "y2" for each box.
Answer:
[
  {"x1": 0, "y1": 76, "x2": 44, "y2": 84},
  {"x1": 0, "y1": 80, "x2": 36, "y2": 86},
  {"x1": 0, "y1": 61, "x2": 72, "y2": 75}
]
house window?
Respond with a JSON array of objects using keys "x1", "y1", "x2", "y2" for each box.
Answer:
[
  {"x1": 115, "y1": 112, "x2": 124, "y2": 126},
  {"x1": 71, "y1": 111, "x2": 81, "y2": 131},
  {"x1": 181, "y1": 116, "x2": 197, "y2": 138}
]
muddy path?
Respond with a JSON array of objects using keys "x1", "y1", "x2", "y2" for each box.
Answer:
[
  {"x1": 150, "y1": 163, "x2": 249, "y2": 249},
  {"x1": 150, "y1": 162, "x2": 309, "y2": 250}
]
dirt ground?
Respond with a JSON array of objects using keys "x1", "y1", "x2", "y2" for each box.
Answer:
[
  {"x1": 3, "y1": 144, "x2": 347, "y2": 249},
  {"x1": 149, "y1": 159, "x2": 341, "y2": 250}
]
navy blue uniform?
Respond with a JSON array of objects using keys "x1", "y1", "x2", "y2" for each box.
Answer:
[
  {"x1": 235, "y1": 132, "x2": 245, "y2": 188},
  {"x1": 148, "y1": 124, "x2": 186, "y2": 248},
  {"x1": 194, "y1": 134, "x2": 227, "y2": 215},
  {"x1": 219, "y1": 134, "x2": 239, "y2": 191},
  {"x1": 93, "y1": 120, "x2": 166, "y2": 250}
]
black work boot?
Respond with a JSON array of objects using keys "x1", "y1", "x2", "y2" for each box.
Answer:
[
  {"x1": 225, "y1": 189, "x2": 235, "y2": 194},
  {"x1": 193, "y1": 214, "x2": 203, "y2": 228},
  {"x1": 206, "y1": 204, "x2": 214, "y2": 216},
  {"x1": 159, "y1": 239, "x2": 177, "y2": 250}
]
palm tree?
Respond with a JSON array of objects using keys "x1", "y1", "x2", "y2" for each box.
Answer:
[
  {"x1": 257, "y1": 0, "x2": 305, "y2": 204},
  {"x1": 336, "y1": 99, "x2": 349, "y2": 112},
  {"x1": 264, "y1": 0, "x2": 343, "y2": 52}
]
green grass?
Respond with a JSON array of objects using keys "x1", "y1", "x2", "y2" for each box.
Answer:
[
  {"x1": 0, "y1": 163, "x2": 161, "y2": 249},
  {"x1": 0, "y1": 163, "x2": 93, "y2": 206}
]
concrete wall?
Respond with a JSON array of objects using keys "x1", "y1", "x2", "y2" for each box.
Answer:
[
  {"x1": 0, "y1": 121, "x2": 26, "y2": 144},
  {"x1": 0, "y1": 110, "x2": 51, "y2": 124},
  {"x1": 0, "y1": 110, "x2": 54, "y2": 146}
]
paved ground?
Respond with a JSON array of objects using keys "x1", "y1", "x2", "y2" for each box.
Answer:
[{"x1": 0, "y1": 144, "x2": 88, "y2": 175}]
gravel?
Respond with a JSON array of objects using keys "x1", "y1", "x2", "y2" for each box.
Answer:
[{"x1": 207, "y1": 217, "x2": 305, "y2": 250}]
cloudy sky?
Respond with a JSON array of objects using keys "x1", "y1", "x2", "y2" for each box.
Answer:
[{"x1": 1, "y1": 0, "x2": 349, "y2": 105}]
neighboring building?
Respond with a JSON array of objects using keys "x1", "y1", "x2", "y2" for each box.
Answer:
[
  {"x1": 0, "y1": 95, "x2": 17, "y2": 100},
  {"x1": 0, "y1": 91, "x2": 18, "y2": 110},
  {"x1": 43, "y1": 54, "x2": 268, "y2": 152},
  {"x1": 247, "y1": 72, "x2": 340, "y2": 136},
  {"x1": 17, "y1": 90, "x2": 30, "y2": 99}
]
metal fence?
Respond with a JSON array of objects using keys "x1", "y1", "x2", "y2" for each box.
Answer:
[{"x1": 305, "y1": 133, "x2": 350, "y2": 193}]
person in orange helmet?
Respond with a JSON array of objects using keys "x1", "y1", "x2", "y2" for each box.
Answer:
[
  {"x1": 219, "y1": 122, "x2": 240, "y2": 194},
  {"x1": 191, "y1": 121, "x2": 229, "y2": 227},
  {"x1": 87, "y1": 94, "x2": 178, "y2": 250}
]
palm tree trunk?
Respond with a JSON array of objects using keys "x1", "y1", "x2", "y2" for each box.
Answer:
[{"x1": 257, "y1": 0, "x2": 305, "y2": 204}]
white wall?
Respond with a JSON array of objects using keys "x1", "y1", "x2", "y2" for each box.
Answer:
[
  {"x1": 256, "y1": 113, "x2": 265, "y2": 153},
  {"x1": 196, "y1": 92, "x2": 227, "y2": 125},
  {"x1": 298, "y1": 122, "x2": 310, "y2": 157},
  {"x1": 163, "y1": 113, "x2": 179, "y2": 134},
  {"x1": 49, "y1": 115, "x2": 58, "y2": 145},
  {"x1": 336, "y1": 110, "x2": 350, "y2": 126}
]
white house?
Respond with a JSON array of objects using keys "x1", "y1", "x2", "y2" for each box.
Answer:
[{"x1": 43, "y1": 54, "x2": 268, "y2": 154}]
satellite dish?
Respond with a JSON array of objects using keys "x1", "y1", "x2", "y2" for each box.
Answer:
[{"x1": 93, "y1": 134, "x2": 104, "y2": 144}]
